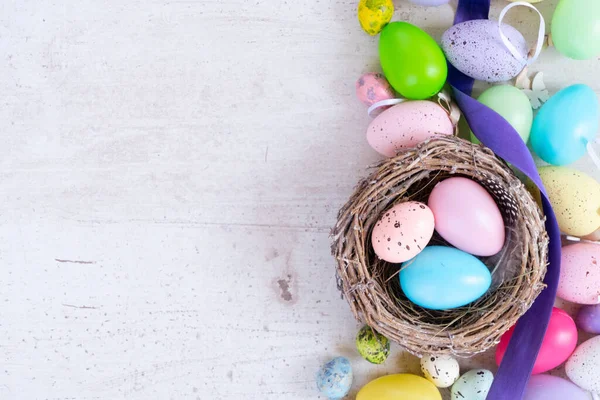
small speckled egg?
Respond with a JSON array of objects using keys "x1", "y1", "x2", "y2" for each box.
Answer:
[
  {"x1": 566, "y1": 336, "x2": 600, "y2": 394},
  {"x1": 441, "y1": 20, "x2": 528, "y2": 82},
  {"x1": 576, "y1": 304, "x2": 600, "y2": 334},
  {"x1": 316, "y1": 357, "x2": 353, "y2": 399},
  {"x1": 356, "y1": 72, "x2": 395, "y2": 107},
  {"x1": 538, "y1": 166, "x2": 600, "y2": 237},
  {"x1": 366, "y1": 101, "x2": 453, "y2": 157},
  {"x1": 357, "y1": 0, "x2": 394, "y2": 36},
  {"x1": 451, "y1": 369, "x2": 494, "y2": 400},
  {"x1": 420, "y1": 355, "x2": 459, "y2": 388},
  {"x1": 356, "y1": 325, "x2": 390, "y2": 364},
  {"x1": 371, "y1": 201, "x2": 435, "y2": 263},
  {"x1": 557, "y1": 243, "x2": 600, "y2": 304}
]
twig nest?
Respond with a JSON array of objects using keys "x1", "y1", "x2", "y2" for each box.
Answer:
[{"x1": 331, "y1": 136, "x2": 548, "y2": 356}]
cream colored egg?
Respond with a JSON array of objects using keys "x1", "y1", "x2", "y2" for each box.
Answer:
[
  {"x1": 420, "y1": 355, "x2": 460, "y2": 388},
  {"x1": 538, "y1": 166, "x2": 600, "y2": 237}
]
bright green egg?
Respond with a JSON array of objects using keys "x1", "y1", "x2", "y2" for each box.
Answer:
[
  {"x1": 470, "y1": 85, "x2": 533, "y2": 145},
  {"x1": 379, "y1": 22, "x2": 447, "y2": 100},
  {"x1": 356, "y1": 325, "x2": 390, "y2": 364},
  {"x1": 552, "y1": 0, "x2": 600, "y2": 60}
]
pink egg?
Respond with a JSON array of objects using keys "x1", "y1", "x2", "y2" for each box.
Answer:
[
  {"x1": 371, "y1": 201, "x2": 435, "y2": 263},
  {"x1": 496, "y1": 307, "x2": 578, "y2": 374},
  {"x1": 367, "y1": 101, "x2": 453, "y2": 157},
  {"x1": 356, "y1": 72, "x2": 395, "y2": 107},
  {"x1": 427, "y1": 177, "x2": 505, "y2": 256},
  {"x1": 557, "y1": 243, "x2": 600, "y2": 304}
]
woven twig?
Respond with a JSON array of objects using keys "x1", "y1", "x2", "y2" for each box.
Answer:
[{"x1": 331, "y1": 136, "x2": 548, "y2": 357}]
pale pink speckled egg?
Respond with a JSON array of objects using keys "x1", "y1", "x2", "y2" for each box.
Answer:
[
  {"x1": 356, "y1": 72, "x2": 395, "y2": 107},
  {"x1": 371, "y1": 201, "x2": 435, "y2": 263},
  {"x1": 366, "y1": 101, "x2": 453, "y2": 157},
  {"x1": 428, "y1": 177, "x2": 505, "y2": 256},
  {"x1": 557, "y1": 243, "x2": 600, "y2": 304}
]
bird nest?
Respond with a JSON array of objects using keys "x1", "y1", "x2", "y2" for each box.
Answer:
[{"x1": 331, "y1": 136, "x2": 548, "y2": 357}]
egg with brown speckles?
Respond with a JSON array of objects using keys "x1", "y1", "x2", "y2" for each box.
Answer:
[
  {"x1": 558, "y1": 243, "x2": 600, "y2": 304},
  {"x1": 566, "y1": 336, "x2": 600, "y2": 394},
  {"x1": 371, "y1": 201, "x2": 434, "y2": 263},
  {"x1": 538, "y1": 166, "x2": 600, "y2": 236},
  {"x1": 420, "y1": 354, "x2": 459, "y2": 388},
  {"x1": 441, "y1": 20, "x2": 528, "y2": 82},
  {"x1": 366, "y1": 101, "x2": 453, "y2": 157}
]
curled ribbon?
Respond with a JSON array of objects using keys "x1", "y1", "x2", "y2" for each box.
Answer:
[{"x1": 498, "y1": 1, "x2": 546, "y2": 66}]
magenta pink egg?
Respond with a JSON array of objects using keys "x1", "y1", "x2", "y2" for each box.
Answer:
[
  {"x1": 356, "y1": 72, "x2": 396, "y2": 107},
  {"x1": 427, "y1": 177, "x2": 505, "y2": 256},
  {"x1": 496, "y1": 307, "x2": 578, "y2": 374},
  {"x1": 371, "y1": 201, "x2": 435, "y2": 263},
  {"x1": 366, "y1": 101, "x2": 454, "y2": 157},
  {"x1": 557, "y1": 243, "x2": 600, "y2": 304}
]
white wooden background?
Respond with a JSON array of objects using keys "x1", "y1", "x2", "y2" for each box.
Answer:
[{"x1": 0, "y1": 0, "x2": 598, "y2": 399}]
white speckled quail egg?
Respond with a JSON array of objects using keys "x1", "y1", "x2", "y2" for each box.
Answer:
[
  {"x1": 451, "y1": 369, "x2": 494, "y2": 400},
  {"x1": 420, "y1": 354, "x2": 460, "y2": 388}
]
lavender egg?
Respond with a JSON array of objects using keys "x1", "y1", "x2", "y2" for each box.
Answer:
[
  {"x1": 441, "y1": 19, "x2": 528, "y2": 82},
  {"x1": 577, "y1": 304, "x2": 600, "y2": 334}
]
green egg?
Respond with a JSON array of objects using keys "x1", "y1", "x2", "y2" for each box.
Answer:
[
  {"x1": 356, "y1": 325, "x2": 390, "y2": 364},
  {"x1": 379, "y1": 22, "x2": 447, "y2": 100}
]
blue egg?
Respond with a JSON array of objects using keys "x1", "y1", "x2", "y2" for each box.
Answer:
[
  {"x1": 530, "y1": 84, "x2": 599, "y2": 165},
  {"x1": 316, "y1": 357, "x2": 352, "y2": 399},
  {"x1": 400, "y1": 246, "x2": 491, "y2": 310}
]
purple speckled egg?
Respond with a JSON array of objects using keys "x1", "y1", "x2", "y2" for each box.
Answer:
[
  {"x1": 577, "y1": 304, "x2": 600, "y2": 334},
  {"x1": 366, "y1": 100, "x2": 453, "y2": 157},
  {"x1": 441, "y1": 19, "x2": 528, "y2": 82},
  {"x1": 557, "y1": 243, "x2": 600, "y2": 304},
  {"x1": 356, "y1": 72, "x2": 396, "y2": 107}
]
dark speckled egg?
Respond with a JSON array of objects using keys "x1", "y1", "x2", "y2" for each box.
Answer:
[
  {"x1": 441, "y1": 19, "x2": 528, "y2": 82},
  {"x1": 566, "y1": 336, "x2": 600, "y2": 394}
]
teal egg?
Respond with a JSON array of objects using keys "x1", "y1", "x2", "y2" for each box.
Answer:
[
  {"x1": 316, "y1": 357, "x2": 353, "y2": 399},
  {"x1": 530, "y1": 84, "x2": 599, "y2": 165},
  {"x1": 400, "y1": 246, "x2": 491, "y2": 310}
]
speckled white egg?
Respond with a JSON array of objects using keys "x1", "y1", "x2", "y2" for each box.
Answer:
[
  {"x1": 441, "y1": 20, "x2": 528, "y2": 82},
  {"x1": 451, "y1": 369, "x2": 494, "y2": 400},
  {"x1": 366, "y1": 100, "x2": 454, "y2": 157},
  {"x1": 371, "y1": 201, "x2": 435, "y2": 263},
  {"x1": 566, "y1": 336, "x2": 600, "y2": 394},
  {"x1": 557, "y1": 243, "x2": 600, "y2": 304},
  {"x1": 420, "y1": 354, "x2": 460, "y2": 388}
]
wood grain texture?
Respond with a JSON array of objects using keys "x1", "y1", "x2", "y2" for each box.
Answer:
[{"x1": 0, "y1": 0, "x2": 598, "y2": 399}]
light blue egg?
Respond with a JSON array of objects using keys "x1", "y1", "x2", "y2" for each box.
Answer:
[
  {"x1": 316, "y1": 357, "x2": 352, "y2": 399},
  {"x1": 400, "y1": 246, "x2": 491, "y2": 310},
  {"x1": 530, "y1": 84, "x2": 599, "y2": 165}
]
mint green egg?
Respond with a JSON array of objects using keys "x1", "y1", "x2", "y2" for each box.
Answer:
[
  {"x1": 470, "y1": 85, "x2": 533, "y2": 145},
  {"x1": 552, "y1": 0, "x2": 600, "y2": 60},
  {"x1": 356, "y1": 325, "x2": 390, "y2": 364}
]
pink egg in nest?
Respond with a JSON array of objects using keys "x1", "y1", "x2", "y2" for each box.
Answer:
[
  {"x1": 356, "y1": 72, "x2": 396, "y2": 107},
  {"x1": 371, "y1": 201, "x2": 434, "y2": 263},
  {"x1": 428, "y1": 177, "x2": 505, "y2": 256}
]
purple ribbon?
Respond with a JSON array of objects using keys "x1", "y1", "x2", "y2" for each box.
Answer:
[{"x1": 449, "y1": 1, "x2": 562, "y2": 399}]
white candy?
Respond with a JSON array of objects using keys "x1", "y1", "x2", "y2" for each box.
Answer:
[{"x1": 420, "y1": 354, "x2": 460, "y2": 388}]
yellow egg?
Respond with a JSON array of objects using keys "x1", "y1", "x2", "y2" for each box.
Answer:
[
  {"x1": 358, "y1": 0, "x2": 394, "y2": 36},
  {"x1": 357, "y1": 374, "x2": 442, "y2": 400},
  {"x1": 539, "y1": 166, "x2": 600, "y2": 236}
]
